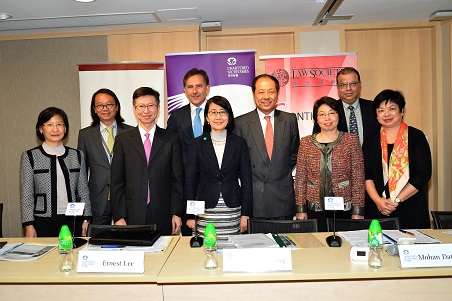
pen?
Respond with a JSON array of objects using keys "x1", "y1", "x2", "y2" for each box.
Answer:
[
  {"x1": 399, "y1": 230, "x2": 415, "y2": 236},
  {"x1": 383, "y1": 233, "x2": 397, "y2": 245},
  {"x1": 101, "y1": 245, "x2": 126, "y2": 249}
]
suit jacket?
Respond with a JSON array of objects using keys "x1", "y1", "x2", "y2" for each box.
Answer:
[
  {"x1": 77, "y1": 123, "x2": 133, "y2": 219},
  {"x1": 234, "y1": 109, "x2": 300, "y2": 217},
  {"x1": 20, "y1": 146, "x2": 92, "y2": 227},
  {"x1": 313, "y1": 98, "x2": 380, "y2": 145},
  {"x1": 110, "y1": 126, "x2": 185, "y2": 235},
  {"x1": 185, "y1": 131, "x2": 253, "y2": 216},
  {"x1": 166, "y1": 104, "x2": 195, "y2": 164}
]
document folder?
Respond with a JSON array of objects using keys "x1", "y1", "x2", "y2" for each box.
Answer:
[{"x1": 88, "y1": 225, "x2": 161, "y2": 246}]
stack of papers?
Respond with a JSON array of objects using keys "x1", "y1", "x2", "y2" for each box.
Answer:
[
  {"x1": 338, "y1": 229, "x2": 441, "y2": 246},
  {"x1": 0, "y1": 243, "x2": 56, "y2": 261}
]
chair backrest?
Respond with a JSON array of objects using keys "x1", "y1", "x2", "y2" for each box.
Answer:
[
  {"x1": 247, "y1": 219, "x2": 318, "y2": 234},
  {"x1": 326, "y1": 218, "x2": 400, "y2": 232},
  {"x1": 0, "y1": 203, "x2": 3, "y2": 238},
  {"x1": 431, "y1": 211, "x2": 452, "y2": 229}
]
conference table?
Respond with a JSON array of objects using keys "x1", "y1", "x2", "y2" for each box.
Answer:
[
  {"x1": 1, "y1": 230, "x2": 452, "y2": 301},
  {"x1": 0, "y1": 236, "x2": 179, "y2": 301}
]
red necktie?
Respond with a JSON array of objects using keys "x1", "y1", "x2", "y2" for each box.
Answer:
[{"x1": 264, "y1": 116, "x2": 273, "y2": 159}]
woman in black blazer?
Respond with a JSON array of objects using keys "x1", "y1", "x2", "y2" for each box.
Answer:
[{"x1": 185, "y1": 96, "x2": 253, "y2": 236}]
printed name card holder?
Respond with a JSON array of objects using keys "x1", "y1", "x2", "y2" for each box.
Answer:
[
  {"x1": 77, "y1": 251, "x2": 144, "y2": 273},
  {"x1": 398, "y1": 244, "x2": 452, "y2": 268},
  {"x1": 223, "y1": 248, "x2": 292, "y2": 272}
]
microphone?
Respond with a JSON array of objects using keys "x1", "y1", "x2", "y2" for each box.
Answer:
[
  {"x1": 190, "y1": 214, "x2": 203, "y2": 248},
  {"x1": 326, "y1": 209, "x2": 342, "y2": 247}
]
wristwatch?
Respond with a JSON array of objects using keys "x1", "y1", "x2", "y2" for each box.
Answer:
[{"x1": 394, "y1": 197, "x2": 402, "y2": 203}]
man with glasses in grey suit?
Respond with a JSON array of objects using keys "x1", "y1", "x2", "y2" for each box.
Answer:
[{"x1": 78, "y1": 88, "x2": 133, "y2": 225}]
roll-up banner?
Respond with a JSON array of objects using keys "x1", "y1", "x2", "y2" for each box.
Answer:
[
  {"x1": 78, "y1": 62, "x2": 165, "y2": 128},
  {"x1": 165, "y1": 50, "x2": 256, "y2": 119},
  {"x1": 262, "y1": 53, "x2": 358, "y2": 138}
]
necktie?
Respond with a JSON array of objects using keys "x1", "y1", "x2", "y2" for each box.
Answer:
[
  {"x1": 193, "y1": 107, "x2": 202, "y2": 138},
  {"x1": 106, "y1": 126, "x2": 114, "y2": 152},
  {"x1": 348, "y1": 106, "x2": 358, "y2": 135},
  {"x1": 264, "y1": 116, "x2": 274, "y2": 159},
  {"x1": 144, "y1": 133, "x2": 152, "y2": 204}
]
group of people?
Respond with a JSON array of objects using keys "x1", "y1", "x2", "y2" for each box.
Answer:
[{"x1": 20, "y1": 66, "x2": 432, "y2": 238}]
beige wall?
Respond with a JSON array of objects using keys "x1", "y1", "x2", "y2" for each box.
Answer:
[{"x1": 0, "y1": 21, "x2": 451, "y2": 237}]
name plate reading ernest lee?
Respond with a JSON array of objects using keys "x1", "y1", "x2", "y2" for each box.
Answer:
[
  {"x1": 77, "y1": 251, "x2": 144, "y2": 273},
  {"x1": 398, "y1": 243, "x2": 452, "y2": 268}
]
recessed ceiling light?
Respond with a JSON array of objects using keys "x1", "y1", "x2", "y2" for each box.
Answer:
[
  {"x1": 0, "y1": 13, "x2": 12, "y2": 20},
  {"x1": 73, "y1": 0, "x2": 96, "y2": 3}
]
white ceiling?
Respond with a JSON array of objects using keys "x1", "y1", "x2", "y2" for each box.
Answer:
[{"x1": 0, "y1": 0, "x2": 451, "y2": 35}]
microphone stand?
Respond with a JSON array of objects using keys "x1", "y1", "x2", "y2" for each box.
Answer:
[
  {"x1": 190, "y1": 214, "x2": 203, "y2": 248},
  {"x1": 326, "y1": 209, "x2": 342, "y2": 247}
]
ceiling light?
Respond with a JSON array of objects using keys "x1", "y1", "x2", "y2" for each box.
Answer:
[
  {"x1": 0, "y1": 13, "x2": 12, "y2": 20},
  {"x1": 73, "y1": 0, "x2": 96, "y2": 3},
  {"x1": 430, "y1": 11, "x2": 452, "y2": 21}
]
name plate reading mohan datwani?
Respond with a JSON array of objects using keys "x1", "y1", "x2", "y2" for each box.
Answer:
[
  {"x1": 223, "y1": 248, "x2": 292, "y2": 272},
  {"x1": 398, "y1": 244, "x2": 452, "y2": 268},
  {"x1": 77, "y1": 250, "x2": 144, "y2": 273}
]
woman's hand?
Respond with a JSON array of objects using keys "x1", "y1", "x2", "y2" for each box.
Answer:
[
  {"x1": 25, "y1": 225, "x2": 37, "y2": 238},
  {"x1": 240, "y1": 216, "x2": 249, "y2": 233},
  {"x1": 186, "y1": 219, "x2": 196, "y2": 229},
  {"x1": 351, "y1": 215, "x2": 364, "y2": 219},
  {"x1": 81, "y1": 221, "x2": 89, "y2": 237},
  {"x1": 115, "y1": 218, "x2": 127, "y2": 226},
  {"x1": 296, "y1": 213, "x2": 307, "y2": 220},
  {"x1": 375, "y1": 197, "x2": 396, "y2": 216}
]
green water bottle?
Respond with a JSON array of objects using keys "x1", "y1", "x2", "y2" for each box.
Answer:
[
  {"x1": 368, "y1": 219, "x2": 383, "y2": 269},
  {"x1": 58, "y1": 225, "x2": 74, "y2": 272},
  {"x1": 203, "y1": 222, "x2": 218, "y2": 270}
]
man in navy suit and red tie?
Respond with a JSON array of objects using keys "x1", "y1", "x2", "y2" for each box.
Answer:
[
  {"x1": 235, "y1": 74, "x2": 300, "y2": 220},
  {"x1": 110, "y1": 87, "x2": 184, "y2": 235},
  {"x1": 166, "y1": 68, "x2": 210, "y2": 235}
]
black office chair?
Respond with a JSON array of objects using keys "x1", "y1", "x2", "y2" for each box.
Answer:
[
  {"x1": 0, "y1": 203, "x2": 3, "y2": 238},
  {"x1": 326, "y1": 217, "x2": 400, "y2": 232},
  {"x1": 431, "y1": 211, "x2": 452, "y2": 229},
  {"x1": 247, "y1": 219, "x2": 318, "y2": 234}
]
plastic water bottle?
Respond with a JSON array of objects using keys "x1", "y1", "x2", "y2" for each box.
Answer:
[
  {"x1": 203, "y1": 222, "x2": 218, "y2": 270},
  {"x1": 58, "y1": 225, "x2": 74, "y2": 272},
  {"x1": 368, "y1": 219, "x2": 383, "y2": 269}
]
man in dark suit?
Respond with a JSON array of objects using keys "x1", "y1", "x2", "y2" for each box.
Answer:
[
  {"x1": 166, "y1": 68, "x2": 210, "y2": 163},
  {"x1": 235, "y1": 74, "x2": 300, "y2": 220},
  {"x1": 110, "y1": 87, "x2": 184, "y2": 235},
  {"x1": 166, "y1": 68, "x2": 210, "y2": 235},
  {"x1": 313, "y1": 67, "x2": 380, "y2": 145},
  {"x1": 78, "y1": 88, "x2": 133, "y2": 225}
]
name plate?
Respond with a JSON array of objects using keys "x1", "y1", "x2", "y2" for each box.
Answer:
[
  {"x1": 77, "y1": 251, "x2": 144, "y2": 273},
  {"x1": 223, "y1": 248, "x2": 292, "y2": 272},
  {"x1": 398, "y1": 244, "x2": 452, "y2": 268}
]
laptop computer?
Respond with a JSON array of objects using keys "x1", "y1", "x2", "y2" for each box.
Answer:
[{"x1": 88, "y1": 224, "x2": 161, "y2": 246}]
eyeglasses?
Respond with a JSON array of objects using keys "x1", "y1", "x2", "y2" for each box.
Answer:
[
  {"x1": 317, "y1": 111, "x2": 338, "y2": 119},
  {"x1": 337, "y1": 81, "x2": 360, "y2": 89},
  {"x1": 208, "y1": 110, "x2": 228, "y2": 117},
  {"x1": 134, "y1": 104, "x2": 158, "y2": 111},
  {"x1": 94, "y1": 103, "x2": 116, "y2": 111},
  {"x1": 43, "y1": 122, "x2": 65, "y2": 129}
]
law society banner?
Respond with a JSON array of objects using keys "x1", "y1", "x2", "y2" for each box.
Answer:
[
  {"x1": 262, "y1": 53, "x2": 357, "y2": 138},
  {"x1": 78, "y1": 63, "x2": 165, "y2": 128},
  {"x1": 165, "y1": 50, "x2": 256, "y2": 118}
]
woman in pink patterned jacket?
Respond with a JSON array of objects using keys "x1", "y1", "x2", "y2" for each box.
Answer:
[{"x1": 295, "y1": 96, "x2": 365, "y2": 232}]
